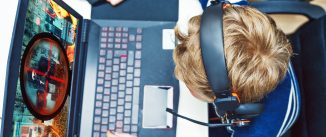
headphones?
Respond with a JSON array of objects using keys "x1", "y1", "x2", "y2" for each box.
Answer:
[{"x1": 167, "y1": 1, "x2": 264, "y2": 131}]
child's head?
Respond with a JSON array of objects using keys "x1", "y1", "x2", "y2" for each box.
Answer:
[{"x1": 173, "y1": 6, "x2": 292, "y2": 103}]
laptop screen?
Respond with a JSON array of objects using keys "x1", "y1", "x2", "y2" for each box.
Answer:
[{"x1": 11, "y1": 0, "x2": 79, "y2": 136}]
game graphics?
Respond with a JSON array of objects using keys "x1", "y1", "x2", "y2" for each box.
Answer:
[{"x1": 11, "y1": 0, "x2": 78, "y2": 136}]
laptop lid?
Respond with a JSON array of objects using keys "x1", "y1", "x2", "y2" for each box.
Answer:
[{"x1": 1, "y1": 0, "x2": 83, "y2": 136}]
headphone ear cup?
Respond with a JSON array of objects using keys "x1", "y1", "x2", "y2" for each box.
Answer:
[{"x1": 234, "y1": 103, "x2": 264, "y2": 119}]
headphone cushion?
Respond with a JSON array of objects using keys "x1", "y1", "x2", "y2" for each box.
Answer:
[{"x1": 234, "y1": 103, "x2": 264, "y2": 118}]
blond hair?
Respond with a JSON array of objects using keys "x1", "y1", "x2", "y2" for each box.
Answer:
[{"x1": 173, "y1": 6, "x2": 292, "y2": 103}]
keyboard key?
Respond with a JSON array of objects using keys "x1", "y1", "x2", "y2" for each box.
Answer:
[
  {"x1": 117, "y1": 106, "x2": 124, "y2": 113},
  {"x1": 101, "y1": 125, "x2": 107, "y2": 132},
  {"x1": 121, "y1": 56, "x2": 127, "y2": 62},
  {"x1": 101, "y1": 109, "x2": 108, "y2": 117},
  {"x1": 109, "y1": 123, "x2": 115, "y2": 130},
  {"x1": 96, "y1": 101, "x2": 102, "y2": 107},
  {"x1": 127, "y1": 51, "x2": 134, "y2": 66},
  {"x1": 93, "y1": 132, "x2": 100, "y2": 137},
  {"x1": 97, "y1": 87, "x2": 103, "y2": 93},
  {"x1": 110, "y1": 100, "x2": 117, "y2": 107},
  {"x1": 106, "y1": 67, "x2": 112, "y2": 74},
  {"x1": 100, "y1": 43, "x2": 106, "y2": 48},
  {"x1": 118, "y1": 91, "x2": 125, "y2": 98},
  {"x1": 127, "y1": 67, "x2": 133, "y2": 73},
  {"x1": 94, "y1": 124, "x2": 100, "y2": 131},
  {"x1": 133, "y1": 87, "x2": 140, "y2": 105},
  {"x1": 116, "y1": 27, "x2": 122, "y2": 32},
  {"x1": 122, "y1": 33, "x2": 128, "y2": 37},
  {"x1": 115, "y1": 33, "x2": 122, "y2": 37},
  {"x1": 103, "y1": 103, "x2": 109, "y2": 109},
  {"x1": 107, "y1": 50, "x2": 113, "y2": 59},
  {"x1": 98, "y1": 64, "x2": 105, "y2": 70},
  {"x1": 118, "y1": 99, "x2": 124, "y2": 105},
  {"x1": 123, "y1": 27, "x2": 128, "y2": 32},
  {"x1": 95, "y1": 108, "x2": 101, "y2": 115},
  {"x1": 136, "y1": 28, "x2": 142, "y2": 34},
  {"x1": 109, "y1": 115, "x2": 115, "y2": 123},
  {"x1": 134, "y1": 69, "x2": 141, "y2": 77},
  {"x1": 104, "y1": 81, "x2": 111, "y2": 88},
  {"x1": 94, "y1": 116, "x2": 101, "y2": 124},
  {"x1": 122, "y1": 38, "x2": 128, "y2": 43},
  {"x1": 111, "y1": 94, "x2": 118, "y2": 101},
  {"x1": 126, "y1": 95, "x2": 132, "y2": 102},
  {"x1": 126, "y1": 88, "x2": 132, "y2": 95},
  {"x1": 127, "y1": 74, "x2": 133, "y2": 80},
  {"x1": 96, "y1": 94, "x2": 103, "y2": 100},
  {"x1": 103, "y1": 95, "x2": 110, "y2": 102},
  {"x1": 109, "y1": 27, "x2": 115, "y2": 31},
  {"x1": 132, "y1": 105, "x2": 139, "y2": 125},
  {"x1": 136, "y1": 42, "x2": 142, "y2": 49},
  {"x1": 115, "y1": 38, "x2": 121, "y2": 43},
  {"x1": 134, "y1": 78, "x2": 140, "y2": 86},
  {"x1": 136, "y1": 35, "x2": 142, "y2": 42},
  {"x1": 101, "y1": 38, "x2": 107, "y2": 42},
  {"x1": 104, "y1": 88, "x2": 110, "y2": 95},
  {"x1": 122, "y1": 44, "x2": 128, "y2": 49},
  {"x1": 135, "y1": 60, "x2": 141, "y2": 68},
  {"x1": 98, "y1": 71, "x2": 104, "y2": 78},
  {"x1": 112, "y1": 79, "x2": 118, "y2": 86},
  {"x1": 110, "y1": 108, "x2": 116, "y2": 116},
  {"x1": 124, "y1": 117, "x2": 131, "y2": 124},
  {"x1": 135, "y1": 51, "x2": 141, "y2": 59},
  {"x1": 117, "y1": 113, "x2": 124, "y2": 120},
  {"x1": 105, "y1": 74, "x2": 111, "y2": 80},
  {"x1": 117, "y1": 120, "x2": 123, "y2": 128},
  {"x1": 125, "y1": 102, "x2": 132, "y2": 109},
  {"x1": 123, "y1": 125, "x2": 130, "y2": 133},
  {"x1": 100, "y1": 49, "x2": 106, "y2": 56},
  {"x1": 97, "y1": 78, "x2": 104, "y2": 85},
  {"x1": 113, "y1": 72, "x2": 119, "y2": 79},
  {"x1": 119, "y1": 84, "x2": 125, "y2": 91},
  {"x1": 113, "y1": 65, "x2": 119, "y2": 71},
  {"x1": 108, "y1": 43, "x2": 114, "y2": 48},
  {"x1": 120, "y1": 63, "x2": 127, "y2": 69},
  {"x1": 113, "y1": 58, "x2": 120, "y2": 65},
  {"x1": 102, "y1": 27, "x2": 108, "y2": 31},
  {"x1": 108, "y1": 32, "x2": 114, "y2": 37},
  {"x1": 131, "y1": 125, "x2": 138, "y2": 132},
  {"x1": 120, "y1": 70, "x2": 126, "y2": 76},
  {"x1": 99, "y1": 57, "x2": 105, "y2": 63},
  {"x1": 101, "y1": 32, "x2": 107, "y2": 37},
  {"x1": 119, "y1": 77, "x2": 126, "y2": 83},
  {"x1": 102, "y1": 118, "x2": 108, "y2": 125},
  {"x1": 106, "y1": 60, "x2": 112, "y2": 66},
  {"x1": 126, "y1": 81, "x2": 133, "y2": 87},
  {"x1": 108, "y1": 38, "x2": 114, "y2": 43},
  {"x1": 112, "y1": 86, "x2": 118, "y2": 93}
]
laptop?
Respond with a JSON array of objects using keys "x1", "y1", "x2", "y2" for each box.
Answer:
[{"x1": 1, "y1": 0, "x2": 179, "y2": 137}]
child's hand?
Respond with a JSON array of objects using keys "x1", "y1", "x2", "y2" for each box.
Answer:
[
  {"x1": 106, "y1": 131, "x2": 137, "y2": 137},
  {"x1": 106, "y1": 0, "x2": 125, "y2": 6}
]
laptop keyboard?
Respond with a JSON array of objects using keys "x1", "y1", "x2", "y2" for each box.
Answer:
[{"x1": 92, "y1": 26, "x2": 142, "y2": 137}]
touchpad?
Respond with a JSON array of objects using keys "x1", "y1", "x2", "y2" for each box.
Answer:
[{"x1": 142, "y1": 85, "x2": 173, "y2": 129}]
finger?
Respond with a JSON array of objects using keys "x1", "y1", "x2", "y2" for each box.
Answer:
[
  {"x1": 114, "y1": 132, "x2": 137, "y2": 137},
  {"x1": 106, "y1": 131, "x2": 118, "y2": 137}
]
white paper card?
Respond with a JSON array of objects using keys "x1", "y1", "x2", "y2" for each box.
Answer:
[{"x1": 162, "y1": 29, "x2": 176, "y2": 50}]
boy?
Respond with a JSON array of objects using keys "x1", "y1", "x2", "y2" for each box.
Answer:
[
  {"x1": 173, "y1": 5, "x2": 292, "y2": 103},
  {"x1": 106, "y1": 1, "x2": 293, "y2": 137}
]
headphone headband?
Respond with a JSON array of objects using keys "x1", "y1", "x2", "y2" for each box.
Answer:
[{"x1": 200, "y1": 3, "x2": 231, "y2": 97}]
